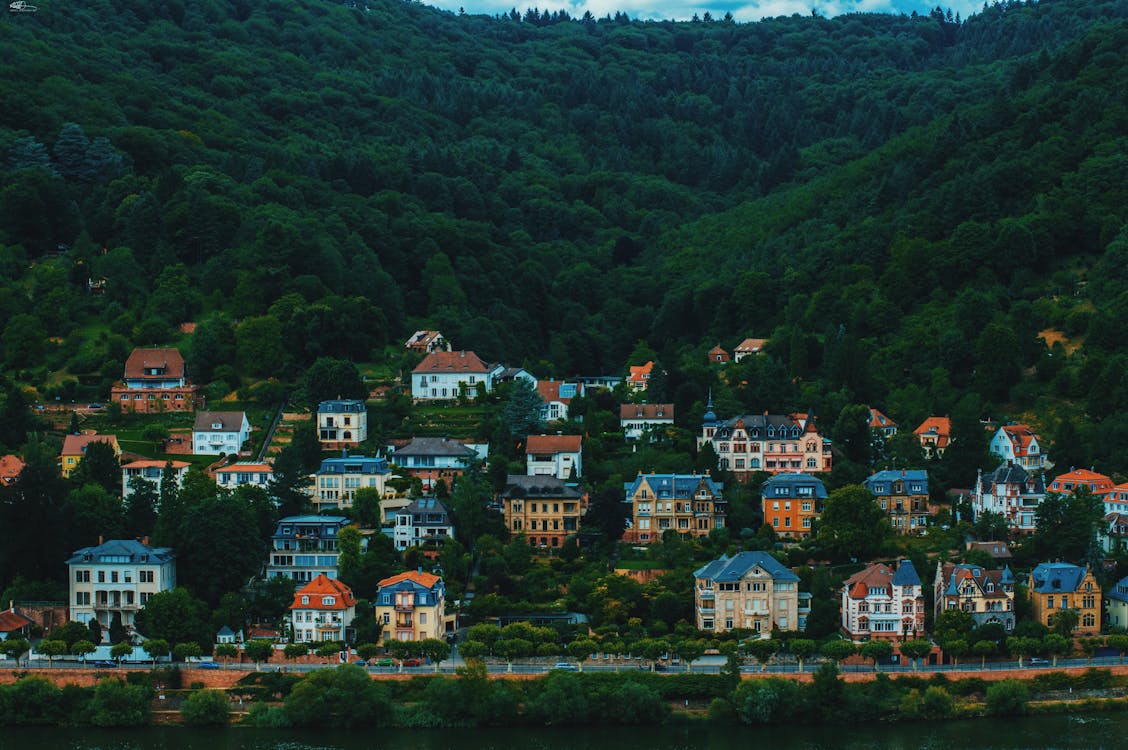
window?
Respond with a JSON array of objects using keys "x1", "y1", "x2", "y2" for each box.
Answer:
[
  {"x1": 75, "y1": 570, "x2": 90, "y2": 583},
  {"x1": 97, "y1": 571, "x2": 106, "y2": 583}
]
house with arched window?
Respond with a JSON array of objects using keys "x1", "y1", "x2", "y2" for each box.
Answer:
[{"x1": 1028, "y1": 563, "x2": 1101, "y2": 636}]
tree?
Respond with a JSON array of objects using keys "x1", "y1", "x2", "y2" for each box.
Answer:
[
  {"x1": 108, "y1": 612, "x2": 128, "y2": 646},
  {"x1": 985, "y1": 679, "x2": 1029, "y2": 715},
  {"x1": 567, "y1": 638, "x2": 598, "y2": 671},
  {"x1": 181, "y1": 689, "x2": 230, "y2": 726},
  {"x1": 1, "y1": 637, "x2": 31, "y2": 666},
  {"x1": 315, "y1": 641, "x2": 343, "y2": 663},
  {"x1": 173, "y1": 642, "x2": 203, "y2": 663},
  {"x1": 417, "y1": 638, "x2": 451, "y2": 672},
  {"x1": 284, "y1": 642, "x2": 311, "y2": 661},
  {"x1": 676, "y1": 639, "x2": 705, "y2": 672},
  {"x1": 299, "y1": 357, "x2": 367, "y2": 406},
  {"x1": 500, "y1": 379, "x2": 544, "y2": 439},
  {"x1": 899, "y1": 639, "x2": 933, "y2": 671},
  {"x1": 70, "y1": 639, "x2": 96, "y2": 664},
  {"x1": 815, "y1": 485, "x2": 891, "y2": 561},
  {"x1": 860, "y1": 640, "x2": 894, "y2": 671},
  {"x1": 357, "y1": 643, "x2": 381, "y2": 662},
  {"x1": 124, "y1": 477, "x2": 159, "y2": 538},
  {"x1": 215, "y1": 642, "x2": 239, "y2": 668},
  {"x1": 745, "y1": 639, "x2": 780, "y2": 672},
  {"x1": 282, "y1": 664, "x2": 391, "y2": 727},
  {"x1": 36, "y1": 640, "x2": 67, "y2": 667},
  {"x1": 972, "y1": 639, "x2": 996, "y2": 668},
  {"x1": 70, "y1": 440, "x2": 121, "y2": 495},
  {"x1": 243, "y1": 640, "x2": 274, "y2": 670},
  {"x1": 351, "y1": 487, "x2": 383, "y2": 528},
  {"x1": 143, "y1": 639, "x2": 169, "y2": 664},
  {"x1": 236, "y1": 315, "x2": 289, "y2": 376},
  {"x1": 1006, "y1": 636, "x2": 1040, "y2": 668},
  {"x1": 941, "y1": 638, "x2": 968, "y2": 669},
  {"x1": 89, "y1": 678, "x2": 151, "y2": 727},
  {"x1": 1042, "y1": 633, "x2": 1071, "y2": 667},
  {"x1": 789, "y1": 639, "x2": 817, "y2": 672},
  {"x1": 111, "y1": 641, "x2": 134, "y2": 664},
  {"x1": 1048, "y1": 608, "x2": 1080, "y2": 638},
  {"x1": 1106, "y1": 634, "x2": 1128, "y2": 664},
  {"x1": 818, "y1": 639, "x2": 856, "y2": 664},
  {"x1": 134, "y1": 588, "x2": 211, "y2": 649}
]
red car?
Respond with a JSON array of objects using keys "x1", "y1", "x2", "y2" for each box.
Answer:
[{"x1": 401, "y1": 658, "x2": 424, "y2": 667}]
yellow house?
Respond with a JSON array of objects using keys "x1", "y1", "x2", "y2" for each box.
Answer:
[
  {"x1": 1028, "y1": 563, "x2": 1101, "y2": 635},
  {"x1": 373, "y1": 570, "x2": 445, "y2": 645},
  {"x1": 60, "y1": 433, "x2": 121, "y2": 478}
]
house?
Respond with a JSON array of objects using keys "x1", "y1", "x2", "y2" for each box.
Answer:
[
  {"x1": 965, "y1": 540, "x2": 1013, "y2": 560},
  {"x1": 60, "y1": 433, "x2": 121, "y2": 478},
  {"x1": 760, "y1": 473, "x2": 827, "y2": 539},
  {"x1": 313, "y1": 452, "x2": 390, "y2": 512},
  {"x1": 265, "y1": 515, "x2": 350, "y2": 583},
  {"x1": 537, "y1": 380, "x2": 583, "y2": 423},
  {"x1": 388, "y1": 437, "x2": 482, "y2": 491},
  {"x1": 575, "y1": 375, "x2": 623, "y2": 390},
  {"x1": 525, "y1": 434, "x2": 582, "y2": 480},
  {"x1": 215, "y1": 626, "x2": 239, "y2": 645},
  {"x1": 192, "y1": 411, "x2": 251, "y2": 456},
  {"x1": 841, "y1": 560, "x2": 925, "y2": 642},
  {"x1": 213, "y1": 462, "x2": 274, "y2": 491},
  {"x1": 0, "y1": 606, "x2": 33, "y2": 641},
  {"x1": 868, "y1": 408, "x2": 898, "y2": 439},
  {"x1": 934, "y1": 561, "x2": 1016, "y2": 632},
  {"x1": 914, "y1": 417, "x2": 952, "y2": 458},
  {"x1": 494, "y1": 367, "x2": 537, "y2": 386},
  {"x1": 864, "y1": 469, "x2": 934, "y2": 535},
  {"x1": 623, "y1": 472, "x2": 725, "y2": 544},
  {"x1": 693, "y1": 552, "x2": 808, "y2": 633},
  {"x1": 0, "y1": 454, "x2": 24, "y2": 486},
  {"x1": 1104, "y1": 483, "x2": 1128, "y2": 515},
  {"x1": 1048, "y1": 468, "x2": 1113, "y2": 497},
  {"x1": 67, "y1": 538, "x2": 176, "y2": 635},
  {"x1": 970, "y1": 462, "x2": 1046, "y2": 533},
  {"x1": 698, "y1": 397, "x2": 833, "y2": 479},
  {"x1": 393, "y1": 497, "x2": 455, "y2": 551},
  {"x1": 374, "y1": 570, "x2": 446, "y2": 644},
  {"x1": 316, "y1": 399, "x2": 368, "y2": 448},
  {"x1": 404, "y1": 330, "x2": 451, "y2": 355},
  {"x1": 1028, "y1": 563, "x2": 1101, "y2": 636},
  {"x1": 121, "y1": 460, "x2": 189, "y2": 498},
  {"x1": 110, "y1": 347, "x2": 198, "y2": 413},
  {"x1": 626, "y1": 361, "x2": 654, "y2": 392},
  {"x1": 1106, "y1": 576, "x2": 1128, "y2": 630},
  {"x1": 1098, "y1": 512, "x2": 1128, "y2": 554},
  {"x1": 290, "y1": 574, "x2": 356, "y2": 643},
  {"x1": 620, "y1": 403, "x2": 674, "y2": 441},
  {"x1": 733, "y1": 338, "x2": 769, "y2": 362},
  {"x1": 411, "y1": 350, "x2": 494, "y2": 401},
  {"x1": 989, "y1": 424, "x2": 1048, "y2": 471},
  {"x1": 708, "y1": 345, "x2": 730, "y2": 364},
  {"x1": 499, "y1": 475, "x2": 588, "y2": 549}
]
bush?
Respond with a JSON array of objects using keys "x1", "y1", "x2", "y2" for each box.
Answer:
[
  {"x1": 985, "y1": 680, "x2": 1029, "y2": 716},
  {"x1": 283, "y1": 665, "x2": 391, "y2": 728},
  {"x1": 181, "y1": 690, "x2": 230, "y2": 726},
  {"x1": 1078, "y1": 668, "x2": 1113, "y2": 690},
  {"x1": 949, "y1": 677, "x2": 987, "y2": 697},
  {"x1": 89, "y1": 679, "x2": 151, "y2": 727},
  {"x1": 0, "y1": 677, "x2": 62, "y2": 726}
]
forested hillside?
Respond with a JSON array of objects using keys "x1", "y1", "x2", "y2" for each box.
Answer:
[{"x1": 1, "y1": 0, "x2": 1127, "y2": 466}]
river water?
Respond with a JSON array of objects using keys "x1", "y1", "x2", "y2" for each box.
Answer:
[{"x1": 2, "y1": 716, "x2": 1127, "y2": 750}]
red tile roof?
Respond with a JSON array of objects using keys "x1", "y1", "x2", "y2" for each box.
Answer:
[
  {"x1": 537, "y1": 380, "x2": 572, "y2": 404},
  {"x1": 867, "y1": 408, "x2": 896, "y2": 430},
  {"x1": 526, "y1": 434, "x2": 582, "y2": 454},
  {"x1": 413, "y1": 350, "x2": 490, "y2": 374},
  {"x1": 291, "y1": 574, "x2": 357, "y2": 610},
  {"x1": 217, "y1": 463, "x2": 273, "y2": 474},
  {"x1": 378, "y1": 570, "x2": 441, "y2": 589},
  {"x1": 1000, "y1": 424, "x2": 1040, "y2": 456},
  {"x1": 0, "y1": 454, "x2": 25, "y2": 485},
  {"x1": 0, "y1": 608, "x2": 33, "y2": 633},
  {"x1": 122, "y1": 459, "x2": 190, "y2": 469},
  {"x1": 914, "y1": 417, "x2": 952, "y2": 447},
  {"x1": 735, "y1": 338, "x2": 768, "y2": 354},
  {"x1": 61, "y1": 433, "x2": 119, "y2": 456},
  {"x1": 1050, "y1": 469, "x2": 1114, "y2": 494},
  {"x1": 844, "y1": 563, "x2": 895, "y2": 598},
  {"x1": 123, "y1": 348, "x2": 185, "y2": 379},
  {"x1": 619, "y1": 403, "x2": 674, "y2": 420},
  {"x1": 627, "y1": 361, "x2": 654, "y2": 384}
]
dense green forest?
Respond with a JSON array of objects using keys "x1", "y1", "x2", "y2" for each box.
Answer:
[{"x1": 1, "y1": 0, "x2": 1127, "y2": 468}]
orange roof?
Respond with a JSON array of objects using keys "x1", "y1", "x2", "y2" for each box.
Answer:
[
  {"x1": 217, "y1": 463, "x2": 273, "y2": 474},
  {"x1": 61, "y1": 433, "x2": 119, "y2": 456},
  {"x1": 619, "y1": 403, "x2": 674, "y2": 420},
  {"x1": 413, "y1": 350, "x2": 490, "y2": 374},
  {"x1": 1051, "y1": 469, "x2": 1113, "y2": 494},
  {"x1": 378, "y1": 570, "x2": 441, "y2": 589},
  {"x1": 123, "y1": 347, "x2": 185, "y2": 379},
  {"x1": 122, "y1": 459, "x2": 190, "y2": 469},
  {"x1": 844, "y1": 563, "x2": 894, "y2": 598},
  {"x1": 536, "y1": 380, "x2": 572, "y2": 404},
  {"x1": 1000, "y1": 424, "x2": 1040, "y2": 455},
  {"x1": 868, "y1": 408, "x2": 896, "y2": 429},
  {"x1": 914, "y1": 416, "x2": 951, "y2": 446},
  {"x1": 0, "y1": 608, "x2": 33, "y2": 633},
  {"x1": 0, "y1": 454, "x2": 25, "y2": 484},
  {"x1": 627, "y1": 361, "x2": 654, "y2": 383},
  {"x1": 291, "y1": 574, "x2": 356, "y2": 610},
  {"x1": 735, "y1": 338, "x2": 768, "y2": 353},
  {"x1": 526, "y1": 434, "x2": 582, "y2": 454}
]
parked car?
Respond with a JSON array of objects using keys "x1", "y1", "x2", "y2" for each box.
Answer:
[
  {"x1": 92, "y1": 660, "x2": 118, "y2": 668},
  {"x1": 197, "y1": 661, "x2": 221, "y2": 670},
  {"x1": 352, "y1": 659, "x2": 369, "y2": 666},
  {"x1": 373, "y1": 658, "x2": 395, "y2": 667},
  {"x1": 87, "y1": 403, "x2": 104, "y2": 409},
  {"x1": 1028, "y1": 657, "x2": 1050, "y2": 666},
  {"x1": 654, "y1": 663, "x2": 669, "y2": 672},
  {"x1": 401, "y1": 658, "x2": 424, "y2": 667},
  {"x1": 552, "y1": 662, "x2": 578, "y2": 672}
]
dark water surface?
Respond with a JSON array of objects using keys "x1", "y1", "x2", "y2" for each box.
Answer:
[{"x1": 3, "y1": 716, "x2": 1126, "y2": 750}]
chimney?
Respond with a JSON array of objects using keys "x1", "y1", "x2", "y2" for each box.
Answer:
[
  {"x1": 141, "y1": 536, "x2": 149, "y2": 547},
  {"x1": 98, "y1": 535, "x2": 103, "y2": 545}
]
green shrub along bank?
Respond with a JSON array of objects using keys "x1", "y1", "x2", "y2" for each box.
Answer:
[{"x1": 5, "y1": 664, "x2": 1128, "y2": 728}]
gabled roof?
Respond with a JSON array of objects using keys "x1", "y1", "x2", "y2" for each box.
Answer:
[
  {"x1": 405, "y1": 330, "x2": 444, "y2": 349},
  {"x1": 378, "y1": 570, "x2": 442, "y2": 590},
  {"x1": 938, "y1": 562, "x2": 1013, "y2": 597},
  {"x1": 193, "y1": 411, "x2": 247, "y2": 432},
  {"x1": 501, "y1": 475, "x2": 584, "y2": 499},
  {"x1": 395, "y1": 496, "x2": 451, "y2": 518},
  {"x1": 693, "y1": 551, "x2": 798, "y2": 582},
  {"x1": 624, "y1": 473, "x2": 723, "y2": 499},
  {"x1": 393, "y1": 437, "x2": 478, "y2": 459},
  {"x1": 890, "y1": 559, "x2": 922, "y2": 587},
  {"x1": 317, "y1": 399, "x2": 365, "y2": 413},
  {"x1": 867, "y1": 408, "x2": 897, "y2": 429},
  {"x1": 537, "y1": 380, "x2": 580, "y2": 405},
  {"x1": 217, "y1": 462, "x2": 273, "y2": 474},
  {"x1": 619, "y1": 403, "x2": 674, "y2": 420},
  {"x1": 844, "y1": 564, "x2": 894, "y2": 597},
  {"x1": 413, "y1": 350, "x2": 490, "y2": 374},
  {"x1": 1050, "y1": 468, "x2": 1114, "y2": 494},
  {"x1": 0, "y1": 608, "x2": 32, "y2": 633},
  {"x1": 0, "y1": 454, "x2": 24, "y2": 484},
  {"x1": 123, "y1": 348, "x2": 185, "y2": 379},
  {"x1": 914, "y1": 416, "x2": 951, "y2": 446},
  {"x1": 981, "y1": 463, "x2": 1045, "y2": 493},
  {"x1": 122, "y1": 459, "x2": 189, "y2": 470},
  {"x1": 1030, "y1": 562, "x2": 1089, "y2": 594},
  {"x1": 997, "y1": 424, "x2": 1040, "y2": 456},
  {"x1": 734, "y1": 338, "x2": 768, "y2": 354},
  {"x1": 710, "y1": 412, "x2": 818, "y2": 439},
  {"x1": 966, "y1": 541, "x2": 1012, "y2": 559},
  {"x1": 526, "y1": 434, "x2": 582, "y2": 454},
  {"x1": 67, "y1": 539, "x2": 175, "y2": 565},
  {"x1": 61, "y1": 433, "x2": 118, "y2": 456},
  {"x1": 627, "y1": 361, "x2": 654, "y2": 383},
  {"x1": 291, "y1": 574, "x2": 356, "y2": 610},
  {"x1": 708, "y1": 345, "x2": 729, "y2": 357}
]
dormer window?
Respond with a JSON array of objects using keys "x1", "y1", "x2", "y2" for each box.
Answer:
[
  {"x1": 323, "y1": 596, "x2": 334, "y2": 606},
  {"x1": 302, "y1": 596, "x2": 309, "y2": 605},
  {"x1": 212, "y1": 422, "x2": 223, "y2": 430}
]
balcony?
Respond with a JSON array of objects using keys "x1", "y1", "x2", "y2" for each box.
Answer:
[
  {"x1": 394, "y1": 602, "x2": 415, "y2": 612},
  {"x1": 698, "y1": 607, "x2": 715, "y2": 615}
]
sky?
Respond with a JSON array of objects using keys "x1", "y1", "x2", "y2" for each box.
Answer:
[{"x1": 423, "y1": 0, "x2": 984, "y2": 23}]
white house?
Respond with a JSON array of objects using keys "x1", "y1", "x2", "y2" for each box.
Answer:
[
  {"x1": 989, "y1": 424, "x2": 1048, "y2": 471},
  {"x1": 526, "y1": 434, "x2": 582, "y2": 480},
  {"x1": 411, "y1": 350, "x2": 494, "y2": 401},
  {"x1": 214, "y1": 462, "x2": 274, "y2": 491},
  {"x1": 619, "y1": 403, "x2": 674, "y2": 440},
  {"x1": 122, "y1": 460, "x2": 189, "y2": 498},
  {"x1": 290, "y1": 574, "x2": 356, "y2": 643},
  {"x1": 313, "y1": 452, "x2": 391, "y2": 512},
  {"x1": 393, "y1": 497, "x2": 455, "y2": 551},
  {"x1": 971, "y1": 463, "x2": 1046, "y2": 533},
  {"x1": 67, "y1": 539, "x2": 176, "y2": 635},
  {"x1": 192, "y1": 411, "x2": 252, "y2": 456},
  {"x1": 841, "y1": 560, "x2": 925, "y2": 642},
  {"x1": 317, "y1": 399, "x2": 368, "y2": 448},
  {"x1": 537, "y1": 380, "x2": 583, "y2": 422}
]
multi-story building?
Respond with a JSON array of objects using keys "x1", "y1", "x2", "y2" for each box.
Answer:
[
  {"x1": 393, "y1": 497, "x2": 455, "y2": 551},
  {"x1": 404, "y1": 330, "x2": 451, "y2": 355},
  {"x1": 388, "y1": 437, "x2": 481, "y2": 491},
  {"x1": 110, "y1": 347, "x2": 198, "y2": 413},
  {"x1": 537, "y1": 380, "x2": 583, "y2": 423},
  {"x1": 864, "y1": 469, "x2": 933, "y2": 535},
  {"x1": 313, "y1": 452, "x2": 390, "y2": 512},
  {"x1": 970, "y1": 463, "x2": 1046, "y2": 533},
  {"x1": 868, "y1": 408, "x2": 898, "y2": 439},
  {"x1": 626, "y1": 361, "x2": 654, "y2": 392},
  {"x1": 411, "y1": 350, "x2": 494, "y2": 401},
  {"x1": 374, "y1": 570, "x2": 446, "y2": 644},
  {"x1": 1029, "y1": 563, "x2": 1101, "y2": 636},
  {"x1": 1106, "y1": 576, "x2": 1128, "y2": 631},
  {"x1": 989, "y1": 424, "x2": 1048, "y2": 471},
  {"x1": 692, "y1": 552, "x2": 808, "y2": 633},
  {"x1": 0, "y1": 454, "x2": 24, "y2": 486},
  {"x1": 623, "y1": 472, "x2": 725, "y2": 544},
  {"x1": 1103, "y1": 483, "x2": 1128, "y2": 515},
  {"x1": 760, "y1": 473, "x2": 827, "y2": 539},
  {"x1": 499, "y1": 474, "x2": 588, "y2": 548},
  {"x1": 290, "y1": 574, "x2": 356, "y2": 643},
  {"x1": 1048, "y1": 468, "x2": 1113, "y2": 496},
  {"x1": 1099, "y1": 512, "x2": 1128, "y2": 554},
  {"x1": 934, "y1": 561, "x2": 1016, "y2": 632},
  {"x1": 213, "y1": 462, "x2": 274, "y2": 491},
  {"x1": 60, "y1": 433, "x2": 120, "y2": 478},
  {"x1": 67, "y1": 538, "x2": 176, "y2": 635},
  {"x1": 620, "y1": 403, "x2": 674, "y2": 441},
  {"x1": 913, "y1": 416, "x2": 951, "y2": 459},
  {"x1": 121, "y1": 459, "x2": 189, "y2": 498},
  {"x1": 316, "y1": 399, "x2": 368, "y2": 448},
  {"x1": 733, "y1": 338, "x2": 768, "y2": 362},
  {"x1": 525, "y1": 434, "x2": 582, "y2": 480},
  {"x1": 192, "y1": 411, "x2": 251, "y2": 456},
  {"x1": 841, "y1": 560, "x2": 925, "y2": 642},
  {"x1": 698, "y1": 398, "x2": 832, "y2": 479},
  {"x1": 266, "y1": 515, "x2": 350, "y2": 583}
]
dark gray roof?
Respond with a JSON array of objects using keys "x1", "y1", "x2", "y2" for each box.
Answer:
[
  {"x1": 761, "y1": 472, "x2": 827, "y2": 499},
  {"x1": 623, "y1": 473, "x2": 723, "y2": 499},
  {"x1": 395, "y1": 496, "x2": 452, "y2": 518},
  {"x1": 393, "y1": 437, "x2": 478, "y2": 458},
  {"x1": 317, "y1": 454, "x2": 389, "y2": 474},
  {"x1": 501, "y1": 474, "x2": 584, "y2": 499},
  {"x1": 983, "y1": 463, "x2": 1046, "y2": 493},
  {"x1": 317, "y1": 399, "x2": 366, "y2": 413},
  {"x1": 890, "y1": 559, "x2": 922, "y2": 587},
  {"x1": 193, "y1": 411, "x2": 247, "y2": 432},
  {"x1": 708, "y1": 412, "x2": 814, "y2": 439},
  {"x1": 1109, "y1": 576, "x2": 1128, "y2": 603},
  {"x1": 865, "y1": 469, "x2": 929, "y2": 495},
  {"x1": 693, "y1": 552, "x2": 798, "y2": 582},
  {"x1": 67, "y1": 539, "x2": 175, "y2": 565}
]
